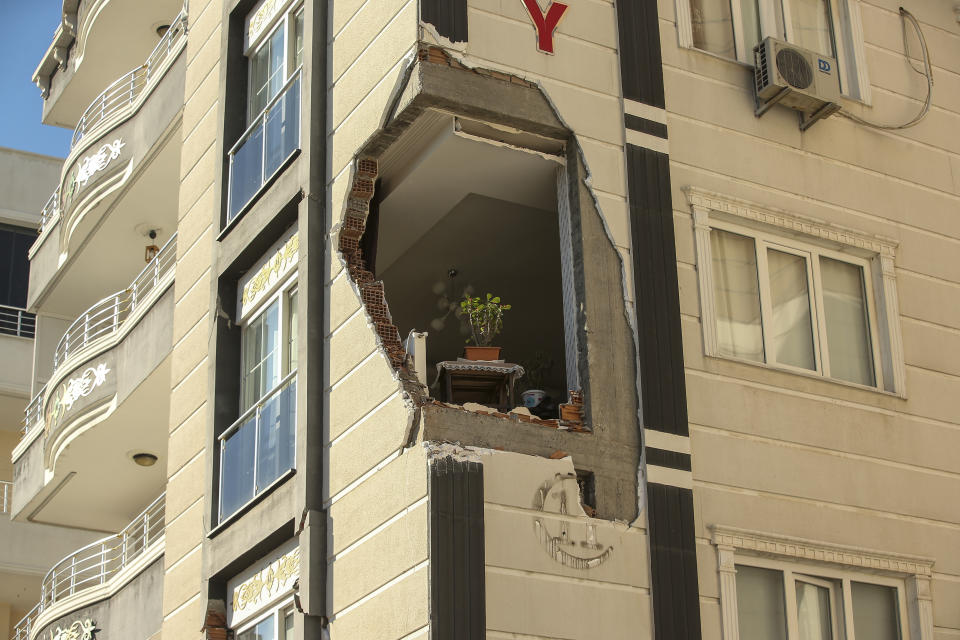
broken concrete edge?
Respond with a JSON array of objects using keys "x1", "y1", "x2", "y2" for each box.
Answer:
[{"x1": 427, "y1": 399, "x2": 591, "y2": 432}]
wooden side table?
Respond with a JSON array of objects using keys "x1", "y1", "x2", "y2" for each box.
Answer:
[{"x1": 435, "y1": 360, "x2": 525, "y2": 412}]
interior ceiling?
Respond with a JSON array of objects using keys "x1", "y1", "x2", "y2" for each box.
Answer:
[
  {"x1": 42, "y1": 136, "x2": 181, "y2": 319},
  {"x1": 376, "y1": 118, "x2": 561, "y2": 274},
  {"x1": 46, "y1": 0, "x2": 184, "y2": 128},
  {"x1": 31, "y1": 358, "x2": 170, "y2": 533},
  {"x1": 377, "y1": 124, "x2": 569, "y2": 398}
]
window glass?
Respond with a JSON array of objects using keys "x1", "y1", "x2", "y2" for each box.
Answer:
[
  {"x1": 238, "y1": 614, "x2": 275, "y2": 640},
  {"x1": 767, "y1": 248, "x2": 815, "y2": 370},
  {"x1": 293, "y1": 9, "x2": 304, "y2": 70},
  {"x1": 820, "y1": 257, "x2": 873, "y2": 386},
  {"x1": 737, "y1": 565, "x2": 787, "y2": 640},
  {"x1": 786, "y1": 0, "x2": 835, "y2": 56},
  {"x1": 287, "y1": 289, "x2": 298, "y2": 372},
  {"x1": 852, "y1": 582, "x2": 900, "y2": 640},
  {"x1": 249, "y1": 25, "x2": 286, "y2": 121},
  {"x1": 242, "y1": 300, "x2": 280, "y2": 410},
  {"x1": 690, "y1": 0, "x2": 736, "y2": 57},
  {"x1": 281, "y1": 609, "x2": 295, "y2": 639},
  {"x1": 712, "y1": 230, "x2": 764, "y2": 362},
  {"x1": 741, "y1": 0, "x2": 762, "y2": 55},
  {"x1": 795, "y1": 580, "x2": 833, "y2": 640}
]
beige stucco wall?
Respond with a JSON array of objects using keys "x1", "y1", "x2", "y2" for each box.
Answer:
[
  {"x1": 161, "y1": 0, "x2": 220, "y2": 636},
  {"x1": 656, "y1": 0, "x2": 960, "y2": 636}
]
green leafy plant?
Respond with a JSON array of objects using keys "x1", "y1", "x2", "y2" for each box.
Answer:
[{"x1": 460, "y1": 293, "x2": 511, "y2": 347}]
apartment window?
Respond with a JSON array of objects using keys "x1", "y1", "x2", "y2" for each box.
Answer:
[
  {"x1": 220, "y1": 278, "x2": 298, "y2": 521},
  {"x1": 678, "y1": 0, "x2": 868, "y2": 98},
  {"x1": 688, "y1": 188, "x2": 904, "y2": 394},
  {"x1": 227, "y1": 2, "x2": 304, "y2": 223},
  {"x1": 236, "y1": 601, "x2": 295, "y2": 640},
  {"x1": 735, "y1": 562, "x2": 905, "y2": 640}
]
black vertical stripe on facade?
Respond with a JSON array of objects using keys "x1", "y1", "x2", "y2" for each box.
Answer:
[
  {"x1": 421, "y1": 0, "x2": 468, "y2": 44},
  {"x1": 646, "y1": 447, "x2": 692, "y2": 471},
  {"x1": 616, "y1": 0, "x2": 666, "y2": 108},
  {"x1": 648, "y1": 483, "x2": 702, "y2": 640},
  {"x1": 627, "y1": 144, "x2": 688, "y2": 436},
  {"x1": 430, "y1": 457, "x2": 485, "y2": 639},
  {"x1": 624, "y1": 113, "x2": 668, "y2": 139}
]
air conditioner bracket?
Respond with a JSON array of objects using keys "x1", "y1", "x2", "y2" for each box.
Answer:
[
  {"x1": 755, "y1": 86, "x2": 791, "y2": 119},
  {"x1": 799, "y1": 101, "x2": 842, "y2": 132}
]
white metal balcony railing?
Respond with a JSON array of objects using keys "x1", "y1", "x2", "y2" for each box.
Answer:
[
  {"x1": 21, "y1": 384, "x2": 47, "y2": 438},
  {"x1": 0, "y1": 304, "x2": 36, "y2": 338},
  {"x1": 38, "y1": 189, "x2": 60, "y2": 234},
  {"x1": 227, "y1": 69, "x2": 302, "y2": 222},
  {"x1": 0, "y1": 480, "x2": 11, "y2": 514},
  {"x1": 71, "y1": 9, "x2": 187, "y2": 148},
  {"x1": 219, "y1": 371, "x2": 297, "y2": 520},
  {"x1": 52, "y1": 233, "x2": 176, "y2": 371},
  {"x1": 12, "y1": 493, "x2": 165, "y2": 640}
]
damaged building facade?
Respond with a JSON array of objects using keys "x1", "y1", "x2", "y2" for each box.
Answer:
[{"x1": 7, "y1": 0, "x2": 959, "y2": 639}]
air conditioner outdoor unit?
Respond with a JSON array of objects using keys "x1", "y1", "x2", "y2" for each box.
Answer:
[{"x1": 754, "y1": 36, "x2": 842, "y2": 131}]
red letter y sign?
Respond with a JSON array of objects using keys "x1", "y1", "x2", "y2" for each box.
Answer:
[{"x1": 521, "y1": 0, "x2": 569, "y2": 54}]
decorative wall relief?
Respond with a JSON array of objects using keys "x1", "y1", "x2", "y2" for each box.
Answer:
[
  {"x1": 62, "y1": 139, "x2": 126, "y2": 208},
  {"x1": 49, "y1": 619, "x2": 96, "y2": 640},
  {"x1": 46, "y1": 363, "x2": 111, "y2": 432},
  {"x1": 532, "y1": 473, "x2": 613, "y2": 569},
  {"x1": 239, "y1": 230, "x2": 299, "y2": 319},
  {"x1": 227, "y1": 541, "x2": 300, "y2": 627}
]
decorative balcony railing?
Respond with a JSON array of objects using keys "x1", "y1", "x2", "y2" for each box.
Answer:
[
  {"x1": 0, "y1": 480, "x2": 11, "y2": 514},
  {"x1": 22, "y1": 385, "x2": 46, "y2": 438},
  {"x1": 52, "y1": 233, "x2": 176, "y2": 370},
  {"x1": 227, "y1": 70, "x2": 301, "y2": 222},
  {"x1": 38, "y1": 189, "x2": 60, "y2": 234},
  {"x1": 12, "y1": 493, "x2": 165, "y2": 640},
  {"x1": 219, "y1": 372, "x2": 297, "y2": 520},
  {"x1": 71, "y1": 9, "x2": 187, "y2": 149},
  {"x1": 0, "y1": 304, "x2": 36, "y2": 339}
]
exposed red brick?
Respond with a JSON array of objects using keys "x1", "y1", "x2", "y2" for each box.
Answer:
[
  {"x1": 351, "y1": 177, "x2": 375, "y2": 201},
  {"x1": 356, "y1": 157, "x2": 378, "y2": 178},
  {"x1": 549, "y1": 450, "x2": 568, "y2": 459}
]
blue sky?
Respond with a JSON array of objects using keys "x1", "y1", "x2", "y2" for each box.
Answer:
[{"x1": 0, "y1": 1, "x2": 74, "y2": 158}]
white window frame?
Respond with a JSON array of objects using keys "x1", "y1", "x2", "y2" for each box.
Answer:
[
  {"x1": 712, "y1": 527, "x2": 933, "y2": 640},
  {"x1": 240, "y1": 274, "x2": 299, "y2": 412},
  {"x1": 686, "y1": 187, "x2": 905, "y2": 396},
  {"x1": 674, "y1": 0, "x2": 871, "y2": 101},
  {"x1": 234, "y1": 597, "x2": 297, "y2": 640},
  {"x1": 245, "y1": 2, "x2": 304, "y2": 123}
]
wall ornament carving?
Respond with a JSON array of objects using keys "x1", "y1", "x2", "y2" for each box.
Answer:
[
  {"x1": 533, "y1": 473, "x2": 612, "y2": 570},
  {"x1": 49, "y1": 619, "x2": 96, "y2": 640},
  {"x1": 231, "y1": 546, "x2": 300, "y2": 617},
  {"x1": 240, "y1": 232, "x2": 299, "y2": 317},
  {"x1": 46, "y1": 363, "x2": 111, "y2": 430},
  {"x1": 76, "y1": 139, "x2": 125, "y2": 187}
]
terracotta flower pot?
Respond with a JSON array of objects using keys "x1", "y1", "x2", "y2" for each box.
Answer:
[{"x1": 464, "y1": 346, "x2": 502, "y2": 361}]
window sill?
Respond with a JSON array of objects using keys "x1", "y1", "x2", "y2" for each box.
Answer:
[
  {"x1": 209, "y1": 467, "x2": 296, "y2": 539},
  {"x1": 703, "y1": 352, "x2": 905, "y2": 400}
]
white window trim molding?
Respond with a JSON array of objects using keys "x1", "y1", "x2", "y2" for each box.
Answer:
[
  {"x1": 684, "y1": 186, "x2": 906, "y2": 397},
  {"x1": 672, "y1": 0, "x2": 871, "y2": 101},
  {"x1": 711, "y1": 525, "x2": 935, "y2": 640}
]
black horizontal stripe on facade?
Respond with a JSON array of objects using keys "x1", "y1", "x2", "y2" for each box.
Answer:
[
  {"x1": 646, "y1": 447, "x2": 691, "y2": 471},
  {"x1": 624, "y1": 113, "x2": 668, "y2": 139}
]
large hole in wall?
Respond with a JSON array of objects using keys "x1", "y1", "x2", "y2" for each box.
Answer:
[{"x1": 343, "y1": 110, "x2": 578, "y2": 420}]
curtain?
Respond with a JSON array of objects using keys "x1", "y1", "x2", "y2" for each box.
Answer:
[
  {"x1": 796, "y1": 581, "x2": 833, "y2": 640},
  {"x1": 736, "y1": 565, "x2": 788, "y2": 640},
  {"x1": 712, "y1": 230, "x2": 764, "y2": 362},
  {"x1": 820, "y1": 257, "x2": 874, "y2": 385},
  {"x1": 767, "y1": 249, "x2": 815, "y2": 370},
  {"x1": 690, "y1": 0, "x2": 736, "y2": 58}
]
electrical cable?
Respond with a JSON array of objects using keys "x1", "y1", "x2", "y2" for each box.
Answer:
[{"x1": 837, "y1": 7, "x2": 933, "y2": 130}]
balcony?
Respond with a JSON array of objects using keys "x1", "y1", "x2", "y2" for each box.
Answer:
[
  {"x1": 227, "y1": 71, "x2": 302, "y2": 223},
  {"x1": 219, "y1": 373, "x2": 297, "y2": 521},
  {"x1": 27, "y1": 9, "x2": 185, "y2": 316},
  {"x1": 12, "y1": 493, "x2": 165, "y2": 640},
  {"x1": 34, "y1": 0, "x2": 185, "y2": 130},
  {"x1": 0, "y1": 305, "x2": 36, "y2": 339},
  {"x1": 12, "y1": 236, "x2": 175, "y2": 531}
]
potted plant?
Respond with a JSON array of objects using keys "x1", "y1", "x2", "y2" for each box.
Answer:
[{"x1": 460, "y1": 293, "x2": 511, "y2": 360}]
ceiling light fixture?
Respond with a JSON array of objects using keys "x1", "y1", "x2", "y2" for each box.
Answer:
[{"x1": 132, "y1": 453, "x2": 158, "y2": 467}]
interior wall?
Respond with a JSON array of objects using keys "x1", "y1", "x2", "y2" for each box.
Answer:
[{"x1": 379, "y1": 193, "x2": 567, "y2": 398}]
